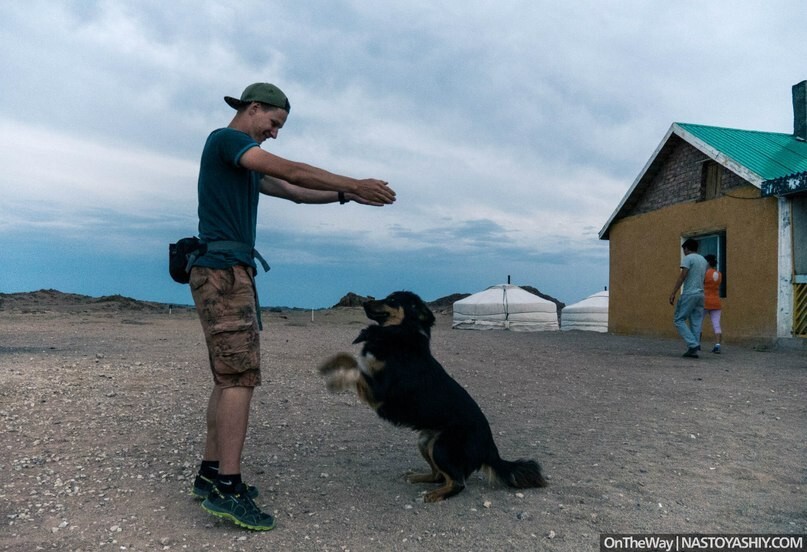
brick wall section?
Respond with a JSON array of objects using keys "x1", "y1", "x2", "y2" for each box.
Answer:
[
  {"x1": 628, "y1": 137, "x2": 752, "y2": 217},
  {"x1": 721, "y1": 166, "x2": 749, "y2": 192}
]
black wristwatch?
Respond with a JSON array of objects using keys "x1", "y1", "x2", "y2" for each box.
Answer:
[{"x1": 338, "y1": 191, "x2": 348, "y2": 204}]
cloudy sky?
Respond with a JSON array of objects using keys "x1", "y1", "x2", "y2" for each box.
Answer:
[{"x1": 1, "y1": 1, "x2": 805, "y2": 309}]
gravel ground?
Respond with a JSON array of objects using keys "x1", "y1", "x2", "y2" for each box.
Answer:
[{"x1": 0, "y1": 294, "x2": 805, "y2": 551}]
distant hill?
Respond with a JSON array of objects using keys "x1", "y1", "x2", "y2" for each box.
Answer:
[
  {"x1": 428, "y1": 293, "x2": 470, "y2": 310},
  {"x1": 331, "y1": 292, "x2": 373, "y2": 308},
  {"x1": 521, "y1": 285, "x2": 565, "y2": 316},
  {"x1": 2, "y1": 286, "x2": 566, "y2": 315},
  {"x1": 0, "y1": 289, "x2": 186, "y2": 314}
]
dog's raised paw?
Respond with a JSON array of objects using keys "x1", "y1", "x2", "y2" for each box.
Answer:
[
  {"x1": 318, "y1": 352, "x2": 358, "y2": 374},
  {"x1": 318, "y1": 352, "x2": 361, "y2": 392}
]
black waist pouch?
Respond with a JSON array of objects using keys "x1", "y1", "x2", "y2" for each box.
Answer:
[{"x1": 169, "y1": 237, "x2": 206, "y2": 284}]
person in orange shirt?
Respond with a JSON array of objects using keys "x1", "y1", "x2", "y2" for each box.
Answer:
[{"x1": 703, "y1": 254, "x2": 723, "y2": 353}]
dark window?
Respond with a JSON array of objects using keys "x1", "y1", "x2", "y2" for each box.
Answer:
[
  {"x1": 701, "y1": 161, "x2": 722, "y2": 200},
  {"x1": 694, "y1": 233, "x2": 726, "y2": 297}
]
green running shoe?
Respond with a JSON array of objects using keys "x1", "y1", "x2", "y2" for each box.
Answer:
[
  {"x1": 192, "y1": 474, "x2": 258, "y2": 500},
  {"x1": 202, "y1": 484, "x2": 275, "y2": 531}
]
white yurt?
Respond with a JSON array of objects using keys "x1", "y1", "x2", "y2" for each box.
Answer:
[
  {"x1": 560, "y1": 290, "x2": 609, "y2": 332},
  {"x1": 452, "y1": 284, "x2": 559, "y2": 332}
]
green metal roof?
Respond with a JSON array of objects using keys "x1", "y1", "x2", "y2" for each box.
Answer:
[
  {"x1": 599, "y1": 122, "x2": 807, "y2": 239},
  {"x1": 676, "y1": 122, "x2": 807, "y2": 181}
]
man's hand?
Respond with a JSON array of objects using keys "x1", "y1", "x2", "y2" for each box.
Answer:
[
  {"x1": 353, "y1": 179, "x2": 396, "y2": 205},
  {"x1": 345, "y1": 190, "x2": 391, "y2": 206},
  {"x1": 669, "y1": 268, "x2": 687, "y2": 306}
]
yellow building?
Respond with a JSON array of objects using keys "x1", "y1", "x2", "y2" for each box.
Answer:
[{"x1": 600, "y1": 83, "x2": 807, "y2": 345}]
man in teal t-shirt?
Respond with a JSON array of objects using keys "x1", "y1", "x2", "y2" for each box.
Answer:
[
  {"x1": 668, "y1": 238, "x2": 708, "y2": 358},
  {"x1": 194, "y1": 127, "x2": 262, "y2": 270},
  {"x1": 189, "y1": 82, "x2": 396, "y2": 532}
]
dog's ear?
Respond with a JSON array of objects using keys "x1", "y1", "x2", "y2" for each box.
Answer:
[{"x1": 416, "y1": 302, "x2": 436, "y2": 328}]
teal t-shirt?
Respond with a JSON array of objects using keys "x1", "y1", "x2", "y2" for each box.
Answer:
[{"x1": 193, "y1": 128, "x2": 261, "y2": 270}]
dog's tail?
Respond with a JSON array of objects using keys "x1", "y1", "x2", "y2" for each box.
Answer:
[{"x1": 486, "y1": 456, "x2": 548, "y2": 489}]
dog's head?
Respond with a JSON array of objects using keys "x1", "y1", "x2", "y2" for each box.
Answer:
[{"x1": 362, "y1": 291, "x2": 436, "y2": 335}]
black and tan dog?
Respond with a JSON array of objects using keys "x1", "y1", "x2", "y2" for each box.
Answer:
[{"x1": 319, "y1": 291, "x2": 547, "y2": 502}]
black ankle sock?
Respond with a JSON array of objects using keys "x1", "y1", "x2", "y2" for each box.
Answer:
[
  {"x1": 215, "y1": 473, "x2": 242, "y2": 494},
  {"x1": 199, "y1": 460, "x2": 219, "y2": 479}
]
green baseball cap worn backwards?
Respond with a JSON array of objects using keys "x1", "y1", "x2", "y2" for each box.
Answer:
[{"x1": 224, "y1": 83, "x2": 291, "y2": 113}]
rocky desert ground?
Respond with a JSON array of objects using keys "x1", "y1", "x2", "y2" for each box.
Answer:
[{"x1": 0, "y1": 291, "x2": 805, "y2": 551}]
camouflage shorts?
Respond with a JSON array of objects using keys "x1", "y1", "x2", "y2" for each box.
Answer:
[{"x1": 190, "y1": 265, "x2": 261, "y2": 388}]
